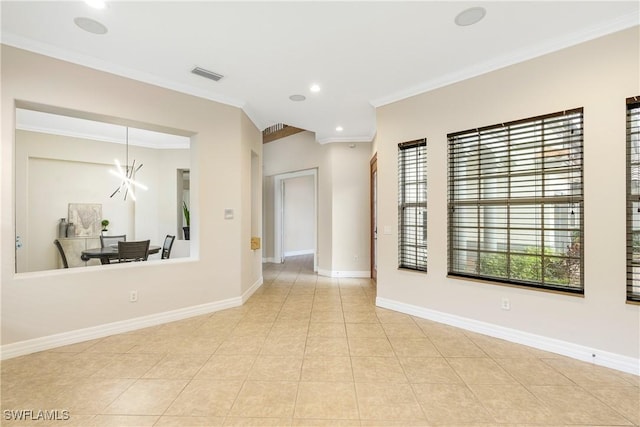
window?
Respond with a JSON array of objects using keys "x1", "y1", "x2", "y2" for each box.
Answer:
[
  {"x1": 398, "y1": 138, "x2": 427, "y2": 271},
  {"x1": 448, "y1": 109, "x2": 584, "y2": 293},
  {"x1": 627, "y1": 97, "x2": 640, "y2": 302}
]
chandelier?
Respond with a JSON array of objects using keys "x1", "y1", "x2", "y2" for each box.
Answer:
[{"x1": 109, "y1": 127, "x2": 147, "y2": 201}]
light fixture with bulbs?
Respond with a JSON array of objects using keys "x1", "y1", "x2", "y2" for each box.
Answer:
[
  {"x1": 310, "y1": 84, "x2": 321, "y2": 93},
  {"x1": 109, "y1": 127, "x2": 148, "y2": 201}
]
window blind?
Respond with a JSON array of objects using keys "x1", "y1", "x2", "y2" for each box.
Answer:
[
  {"x1": 627, "y1": 97, "x2": 640, "y2": 302},
  {"x1": 398, "y1": 138, "x2": 427, "y2": 272},
  {"x1": 448, "y1": 109, "x2": 584, "y2": 293}
]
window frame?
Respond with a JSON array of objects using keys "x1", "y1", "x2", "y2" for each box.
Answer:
[
  {"x1": 447, "y1": 108, "x2": 584, "y2": 294},
  {"x1": 398, "y1": 138, "x2": 428, "y2": 272},
  {"x1": 626, "y1": 96, "x2": 640, "y2": 303}
]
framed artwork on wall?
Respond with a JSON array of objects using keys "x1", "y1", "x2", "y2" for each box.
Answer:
[{"x1": 68, "y1": 203, "x2": 102, "y2": 237}]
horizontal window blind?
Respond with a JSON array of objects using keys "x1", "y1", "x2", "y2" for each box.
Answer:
[
  {"x1": 627, "y1": 97, "x2": 640, "y2": 302},
  {"x1": 448, "y1": 109, "x2": 584, "y2": 293},
  {"x1": 398, "y1": 139, "x2": 427, "y2": 272}
]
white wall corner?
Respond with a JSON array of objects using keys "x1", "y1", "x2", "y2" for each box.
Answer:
[
  {"x1": 0, "y1": 297, "x2": 242, "y2": 360},
  {"x1": 242, "y1": 276, "x2": 264, "y2": 303},
  {"x1": 376, "y1": 297, "x2": 640, "y2": 376}
]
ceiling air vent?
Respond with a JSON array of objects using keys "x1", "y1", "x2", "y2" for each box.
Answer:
[{"x1": 191, "y1": 67, "x2": 224, "y2": 82}]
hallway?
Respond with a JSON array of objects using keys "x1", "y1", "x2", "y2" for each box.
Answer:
[{"x1": 1, "y1": 255, "x2": 638, "y2": 425}]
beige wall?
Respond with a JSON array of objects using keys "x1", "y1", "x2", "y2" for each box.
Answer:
[
  {"x1": 329, "y1": 142, "x2": 371, "y2": 274},
  {"x1": 1, "y1": 46, "x2": 261, "y2": 347},
  {"x1": 262, "y1": 132, "x2": 371, "y2": 276},
  {"x1": 375, "y1": 27, "x2": 640, "y2": 361},
  {"x1": 240, "y1": 112, "x2": 263, "y2": 296},
  {"x1": 263, "y1": 132, "x2": 331, "y2": 269}
]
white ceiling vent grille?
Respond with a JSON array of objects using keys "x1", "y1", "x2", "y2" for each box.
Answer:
[{"x1": 191, "y1": 67, "x2": 224, "y2": 82}]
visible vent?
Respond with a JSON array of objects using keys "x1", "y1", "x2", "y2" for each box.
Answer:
[{"x1": 191, "y1": 67, "x2": 223, "y2": 82}]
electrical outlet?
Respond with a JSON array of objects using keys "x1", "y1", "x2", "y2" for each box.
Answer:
[
  {"x1": 501, "y1": 297, "x2": 510, "y2": 310},
  {"x1": 129, "y1": 290, "x2": 138, "y2": 302}
]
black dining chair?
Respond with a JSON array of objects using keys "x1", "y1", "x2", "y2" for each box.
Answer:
[
  {"x1": 100, "y1": 234, "x2": 126, "y2": 248},
  {"x1": 100, "y1": 234, "x2": 127, "y2": 264},
  {"x1": 161, "y1": 235, "x2": 175, "y2": 259},
  {"x1": 53, "y1": 239, "x2": 69, "y2": 268},
  {"x1": 117, "y1": 240, "x2": 150, "y2": 263}
]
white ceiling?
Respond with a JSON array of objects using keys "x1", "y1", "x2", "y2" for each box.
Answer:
[
  {"x1": 15, "y1": 108, "x2": 191, "y2": 149},
  {"x1": 2, "y1": 1, "x2": 638, "y2": 144}
]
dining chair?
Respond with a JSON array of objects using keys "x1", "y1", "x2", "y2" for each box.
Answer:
[
  {"x1": 100, "y1": 234, "x2": 126, "y2": 248},
  {"x1": 117, "y1": 240, "x2": 150, "y2": 263},
  {"x1": 99, "y1": 234, "x2": 127, "y2": 264},
  {"x1": 53, "y1": 239, "x2": 69, "y2": 268},
  {"x1": 161, "y1": 235, "x2": 175, "y2": 259}
]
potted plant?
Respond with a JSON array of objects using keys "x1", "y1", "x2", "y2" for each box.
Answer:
[
  {"x1": 101, "y1": 219, "x2": 109, "y2": 235},
  {"x1": 182, "y1": 202, "x2": 190, "y2": 240}
]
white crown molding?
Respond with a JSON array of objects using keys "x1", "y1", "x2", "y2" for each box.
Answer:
[
  {"x1": 15, "y1": 108, "x2": 191, "y2": 149},
  {"x1": 1, "y1": 32, "x2": 245, "y2": 109},
  {"x1": 15, "y1": 123, "x2": 189, "y2": 150},
  {"x1": 317, "y1": 130, "x2": 376, "y2": 145},
  {"x1": 371, "y1": 14, "x2": 639, "y2": 108},
  {"x1": 376, "y1": 297, "x2": 640, "y2": 376}
]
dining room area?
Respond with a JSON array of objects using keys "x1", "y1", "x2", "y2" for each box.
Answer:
[{"x1": 14, "y1": 107, "x2": 192, "y2": 273}]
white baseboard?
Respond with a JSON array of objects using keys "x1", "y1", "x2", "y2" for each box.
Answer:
[
  {"x1": 317, "y1": 269, "x2": 371, "y2": 278},
  {"x1": 376, "y1": 297, "x2": 640, "y2": 376},
  {"x1": 242, "y1": 276, "x2": 263, "y2": 303},
  {"x1": 1, "y1": 297, "x2": 243, "y2": 361},
  {"x1": 283, "y1": 249, "x2": 314, "y2": 257},
  {"x1": 262, "y1": 257, "x2": 281, "y2": 264}
]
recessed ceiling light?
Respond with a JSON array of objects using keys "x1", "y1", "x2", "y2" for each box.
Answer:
[
  {"x1": 310, "y1": 84, "x2": 321, "y2": 93},
  {"x1": 74, "y1": 17, "x2": 108, "y2": 34},
  {"x1": 289, "y1": 94, "x2": 306, "y2": 102},
  {"x1": 455, "y1": 7, "x2": 486, "y2": 27},
  {"x1": 336, "y1": 126, "x2": 343, "y2": 132},
  {"x1": 85, "y1": 0, "x2": 106, "y2": 9}
]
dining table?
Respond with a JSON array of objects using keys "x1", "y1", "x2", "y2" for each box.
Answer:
[{"x1": 81, "y1": 245, "x2": 161, "y2": 264}]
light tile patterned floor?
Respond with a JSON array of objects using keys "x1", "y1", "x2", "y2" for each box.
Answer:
[{"x1": 2, "y1": 255, "x2": 639, "y2": 426}]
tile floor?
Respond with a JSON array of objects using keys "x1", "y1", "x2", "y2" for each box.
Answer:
[{"x1": 1, "y1": 255, "x2": 639, "y2": 426}]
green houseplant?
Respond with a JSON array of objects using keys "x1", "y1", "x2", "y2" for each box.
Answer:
[
  {"x1": 182, "y1": 202, "x2": 190, "y2": 240},
  {"x1": 101, "y1": 219, "x2": 109, "y2": 234}
]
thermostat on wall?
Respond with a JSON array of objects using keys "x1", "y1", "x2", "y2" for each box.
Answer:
[{"x1": 224, "y1": 208, "x2": 234, "y2": 219}]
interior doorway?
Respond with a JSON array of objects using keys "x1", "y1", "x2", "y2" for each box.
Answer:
[{"x1": 273, "y1": 168, "x2": 318, "y2": 272}]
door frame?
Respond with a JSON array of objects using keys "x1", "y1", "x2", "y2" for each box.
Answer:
[
  {"x1": 370, "y1": 153, "x2": 377, "y2": 281},
  {"x1": 273, "y1": 168, "x2": 318, "y2": 271}
]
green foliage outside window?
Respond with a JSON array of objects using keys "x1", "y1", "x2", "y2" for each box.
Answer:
[{"x1": 479, "y1": 244, "x2": 580, "y2": 286}]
